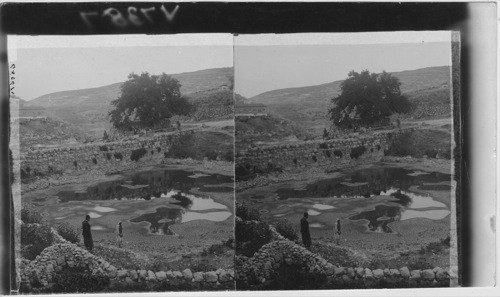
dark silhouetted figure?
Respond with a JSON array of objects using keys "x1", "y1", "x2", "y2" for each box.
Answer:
[
  {"x1": 300, "y1": 212, "x2": 311, "y2": 250},
  {"x1": 335, "y1": 218, "x2": 342, "y2": 245},
  {"x1": 82, "y1": 215, "x2": 93, "y2": 252}
]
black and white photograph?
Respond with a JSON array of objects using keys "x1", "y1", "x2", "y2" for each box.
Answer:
[
  {"x1": 9, "y1": 34, "x2": 236, "y2": 293},
  {"x1": 234, "y1": 32, "x2": 459, "y2": 290}
]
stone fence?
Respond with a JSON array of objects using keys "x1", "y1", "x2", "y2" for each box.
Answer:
[
  {"x1": 235, "y1": 221, "x2": 455, "y2": 289},
  {"x1": 236, "y1": 129, "x2": 413, "y2": 172},
  {"x1": 19, "y1": 132, "x2": 189, "y2": 178},
  {"x1": 20, "y1": 242, "x2": 234, "y2": 292}
]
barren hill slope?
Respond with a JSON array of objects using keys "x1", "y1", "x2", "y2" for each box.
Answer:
[{"x1": 248, "y1": 66, "x2": 451, "y2": 134}]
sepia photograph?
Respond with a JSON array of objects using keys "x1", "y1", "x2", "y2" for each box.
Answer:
[
  {"x1": 234, "y1": 32, "x2": 458, "y2": 290},
  {"x1": 9, "y1": 34, "x2": 235, "y2": 293}
]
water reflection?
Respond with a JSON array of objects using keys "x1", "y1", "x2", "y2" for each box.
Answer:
[
  {"x1": 56, "y1": 169, "x2": 233, "y2": 202},
  {"x1": 130, "y1": 190, "x2": 230, "y2": 235},
  {"x1": 349, "y1": 205, "x2": 401, "y2": 233}
]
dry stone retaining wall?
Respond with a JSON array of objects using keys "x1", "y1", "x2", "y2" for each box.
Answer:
[
  {"x1": 236, "y1": 129, "x2": 412, "y2": 172},
  {"x1": 19, "y1": 132, "x2": 185, "y2": 177},
  {"x1": 20, "y1": 242, "x2": 235, "y2": 292}
]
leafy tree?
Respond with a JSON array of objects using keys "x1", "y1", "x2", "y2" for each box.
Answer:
[
  {"x1": 329, "y1": 70, "x2": 412, "y2": 129},
  {"x1": 109, "y1": 72, "x2": 192, "y2": 131}
]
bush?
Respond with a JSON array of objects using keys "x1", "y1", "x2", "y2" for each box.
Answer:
[
  {"x1": 56, "y1": 222, "x2": 80, "y2": 244},
  {"x1": 151, "y1": 150, "x2": 154, "y2": 155},
  {"x1": 21, "y1": 204, "x2": 44, "y2": 224},
  {"x1": 325, "y1": 150, "x2": 331, "y2": 158},
  {"x1": 235, "y1": 219, "x2": 271, "y2": 257},
  {"x1": 21, "y1": 223, "x2": 54, "y2": 260},
  {"x1": 73, "y1": 161, "x2": 78, "y2": 168},
  {"x1": 319, "y1": 143, "x2": 328, "y2": 149},
  {"x1": 114, "y1": 152, "x2": 123, "y2": 160},
  {"x1": 50, "y1": 267, "x2": 110, "y2": 293},
  {"x1": 311, "y1": 155, "x2": 317, "y2": 162},
  {"x1": 156, "y1": 147, "x2": 161, "y2": 153},
  {"x1": 236, "y1": 202, "x2": 261, "y2": 221},
  {"x1": 275, "y1": 218, "x2": 298, "y2": 241},
  {"x1": 350, "y1": 145, "x2": 366, "y2": 159},
  {"x1": 99, "y1": 145, "x2": 108, "y2": 151},
  {"x1": 92, "y1": 158, "x2": 97, "y2": 165},
  {"x1": 106, "y1": 153, "x2": 111, "y2": 160},
  {"x1": 205, "y1": 150, "x2": 219, "y2": 160},
  {"x1": 130, "y1": 148, "x2": 147, "y2": 162},
  {"x1": 333, "y1": 150, "x2": 343, "y2": 158}
]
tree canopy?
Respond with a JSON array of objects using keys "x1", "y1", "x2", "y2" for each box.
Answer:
[
  {"x1": 109, "y1": 72, "x2": 192, "y2": 131},
  {"x1": 328, "y1": 70, "x2": 412, "y2": 129}
]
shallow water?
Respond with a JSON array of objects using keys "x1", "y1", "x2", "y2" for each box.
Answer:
[{"x1": 244, "y1": 167, "x2": 452, "y2": 234}]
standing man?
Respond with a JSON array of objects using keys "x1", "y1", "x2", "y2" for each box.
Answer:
[
  {"x1": 82, "y1": 215, "x2": 93, "y2": 252},
  {"x1": 335, "y1": 218, "x2": 342, "y2": 245},
  {"x1": 300, "y1": 212, "x2": 311, "y2": 250},
  {"x1": 116, "y1": 221, "x2": 123, "y2": 248}
]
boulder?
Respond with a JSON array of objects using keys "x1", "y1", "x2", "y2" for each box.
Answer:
[
  {"x1": 372, "y1": 269, "x2": 384, "y2": 279},
  {"x1": 138, "y1": 270, "x2": 147, "y2": 280},
  {"x1": 156, "y1": 271, "x2": 167, "y2": 281},
  {"x1": 173, "y1": 271, "x2": 183, "y2": 278},
  {"x1": 422, "y1": 269, "x2": 435, "y2": 280},
  {"x1": 410, "y1": 270, "x2": 421, "y2": 279},
  {"x1": 117, "y1": 269, "x2": 128, "y2": 278},
  {"x1": 193, "y1": 272, "x2": 205, "y2": 282},
  {"x1": 206, "y1": 271, "x2": 218, "y2": 282},
  {"x1": 182, "y1": 269, "x2": 193, "y2": 281},
  {"x1": 129, "y1": 270, "x2": 138, "y2": 281},
  {"x1": 334, "y1": 267, "x2": 344, "y2": 276},
  {"x1": 147, "y1": 270, "x2": 156, "y2": 281},
  {"x1": 364, "y1": 268, "x2": 373, "y2": 279},
  {"x1": 435, "y1": 268, "x2": 448, "y2": 280},
  {"x1": 400, "y1": 267, "x2": 410, "y2": 278},
  {"x1": 219, "y1": 270, "x2": 231, "y2": 282}
]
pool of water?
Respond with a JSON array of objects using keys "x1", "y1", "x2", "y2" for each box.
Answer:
[
  {"x1": 50, "y1": 169, "x2": 233, "y2": 235},
  {"x1": 130, "y1": 190, "x2": 231, "y2": 234},
  {"x1": 56, "y1": 169, "x2": 233, "y2": 202},
  {"x1": 244, "y1": 167, "x2": 452, "y2": 234}
]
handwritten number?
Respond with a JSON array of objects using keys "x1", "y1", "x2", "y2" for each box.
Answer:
[
  {"x1": 127, "y1": 7, "x2": 143, "y2": 26},
  {"x1": 161, "y1": 5, "x2": 179, "y2": 23},
  {"x1": 103, "y1": 8, "x2": 128, "y2": 28},
  {"x1": 140, "y1": 7, "x2": 156, "y2": 24},
  {"x1": 80, "y1": 12, "x2": 99, "y2": 29}
]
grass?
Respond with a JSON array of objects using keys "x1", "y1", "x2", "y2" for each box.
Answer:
[{"x1": 385, "y1": 129, "x2": 452, "y2": 159}]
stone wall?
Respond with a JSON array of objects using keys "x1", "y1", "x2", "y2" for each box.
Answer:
[
  {"x1": 19, "y1": 132, "x2": 186, "y2": 178},
  {"x1": 236, "y1": 226, "x2": 455, "y2": 290},
  {"x1": 236, "y1": 130, "x2": 411, "y2": 172},
  {"x1": 20, "y1": 242, "x2": 235, "y2": 292}
]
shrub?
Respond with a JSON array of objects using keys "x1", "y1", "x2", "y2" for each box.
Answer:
[
  {"x1": 56, "y1": 222, "x2": 80, "y2": 244},
  {"x1": 311, "y1": 155, "x2": 317, "y2": 162},
  {"x1": 73, "y1": 161, "x2": 78, "y2": 168},
  {"x1": 92, "y1": 158, "x2": 97, "y2": 165},
  {"x1": 99, "y1": 145, "x2": 108, "y2": 151},
  {"x1": 275, "y1": 218, "x2": 298, "y2": 241},
  {"x1": 21, "y1": 204, "x2": 44, "y2": 224},
  {"x1": 130, "y1": 148, "x2": 147, "y2": 162},
  {"x1": 325, "y1": 150, "x2": 331, "y2": 158},
  {"x1": 350, "y1": 145, "x2": 366, "y2": 159},
  {"x1": 236, "y1": 202, "x2": 261, "y2": 221},
  {"x1": 333, "y1": 150, "x2": 343, "y2": 158},
  {"x1": 235, "y1": 219, "x2": 271, "y2": 257},
  {"x1": 205, "y1": 150, "x2": 219, "y2": 160},
  {"x1": 21, "y1": 223, "x2": 54, "y2": 260},
  {"x1": 319, "y1": 143, "x2": 328, "y2": 149},
  {"x1": 151, "y1": 150, "x2": 154, "y2": 155},
  {"x1": 50, "y1": 266, "x2": 110, "y2": 293},
  {"x1": 156, "y1": 147, "x2": 161, "y2": 153},
  {"x1": 114, "y1": 152, "x2": 123, "y2": 160},
  {"x1": 106, "y1": 152, "x2": 111, "y2": 160},
  {"x1": 293, "y1": 158, "x2": 298, "y2": 165}
]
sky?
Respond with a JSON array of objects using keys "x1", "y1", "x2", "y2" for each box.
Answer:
[
  {"x1": 9, "y1": 35, "x2": 233, "y2": 100},
  {"x1": 234, "y1": 32, "x2": 452, "y2": 98}
]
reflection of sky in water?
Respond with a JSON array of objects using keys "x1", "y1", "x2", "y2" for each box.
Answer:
[
  {"x1": 94, "y1": 206, "x2": 117, "y2": 212},
  {"x1": 181, "y1": 211, "x2": 232, "y2": 223},
  {"x1": 401, "y1": 209, "x2": 450, "y2": 220},
  {"x1": 312, "y1": 203, "x2": 335, "y2": 210},
  {"x1": 131, "y1": 189, "x2": 231, "y2": 235},
  {"x1": 88, "y1": 212, "x2": 102, "y2": 218},
  {"x1": 309, "y1": 223, "x2": 324, "y2": 228},
  {"x1": 91, "y1": 225, "x2": 106, "y2": 230},
  {"x1": 161, "y1": 190, "x2": 227, "y2": 211},
  {"x1": 382, "y1": 188, "x2": 447, "y2": 209},
  {"x1": 307, "y1": 210, "x2": 321, "y2": 216}
]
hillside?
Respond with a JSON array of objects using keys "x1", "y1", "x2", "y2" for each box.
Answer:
[
  {"x1": 27, "y1": 67, "x2": 233, "y2": 137},
  {"x1": 248, "y1": 66, "x2": 451, "y2": 134},
  {"x1": 235, "y1": 114, "x2": 312, "y2": 151}
]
